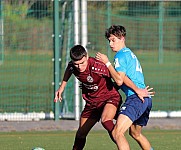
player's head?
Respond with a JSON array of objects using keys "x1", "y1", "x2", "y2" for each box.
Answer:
[
  {"x1": 105, "y1": 25, "x2": 126, "y2": 39},
  {"x1": 70, "y1": 45, "x2": 88, "y2": 72},
  {"x1": 105, "y1": 25, "x2": 126, "y2": 52}
]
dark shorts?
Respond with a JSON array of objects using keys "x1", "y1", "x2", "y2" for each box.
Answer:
[
  {"x1": 119, "y1": 94, "x2": 152, "y2": 126},
  {"x1": 81, "y1": 94, "x2": 122, "y2": 121}
]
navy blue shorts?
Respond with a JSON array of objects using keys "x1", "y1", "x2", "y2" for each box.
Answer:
[{"x1": 119, "y1": 94, "x2": 152, "y2": 126}]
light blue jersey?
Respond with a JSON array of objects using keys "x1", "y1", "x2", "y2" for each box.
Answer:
[{"x1": 114, "y1": 47, "x2": 146, "y2": 97}]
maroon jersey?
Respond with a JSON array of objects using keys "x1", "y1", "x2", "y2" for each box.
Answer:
[{"x1": 67, "y1": 57, "x2": 120, "y2": 103}]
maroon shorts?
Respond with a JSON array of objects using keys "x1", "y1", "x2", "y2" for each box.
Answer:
[{"x1": 81, "y1": 94, "x2": 122, "y2": 121}]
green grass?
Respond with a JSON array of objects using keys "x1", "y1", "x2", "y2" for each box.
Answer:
[{"x1": 0, "y1": 129, "x2": 181, "y2": 150}]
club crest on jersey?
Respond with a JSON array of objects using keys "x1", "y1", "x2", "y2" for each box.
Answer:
[{"x1": 87, "y1": 75, "x2": 93, "y2": 83}]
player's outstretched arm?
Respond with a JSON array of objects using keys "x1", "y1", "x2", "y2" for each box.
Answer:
[
  {"x1": 54, "y1": 66, "x2": 72, "y2": 103},
  {"x1": 54, "y1": 81, "x2": 67, "y2": 103}
]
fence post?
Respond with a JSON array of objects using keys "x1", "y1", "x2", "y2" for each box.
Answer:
[
  {"x1": 81, "y1": 0, "x2": 87, "y2": 111},
  {"x1": 53, "y1": 0, "x2": 61, "y2": 121},
  {"x1": 74, "y1": 0, "x2": 80, "y2": 121},
  {"x1": 106, "y1": 1, "x2": 111, "y2": 56},
  {"x1": 0, "y1": 0, "x2": 4, "y2": 65},
  {"x1": 159, "y1": 0, "x2": 164, "y2": 64}
]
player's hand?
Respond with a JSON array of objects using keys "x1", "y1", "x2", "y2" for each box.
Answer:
[
  {"x1": 95, "y1": 52, "x2": 109, "y2": 64},
  {"x1": 137, "y1": 86, "x2": 155, "y2": 102},
  {"x1": 146, "y1": 86, "x2": 155, "y2": 97},
  {"x1": 54, "y1": 90, "x2": 62, "y2": 103}
]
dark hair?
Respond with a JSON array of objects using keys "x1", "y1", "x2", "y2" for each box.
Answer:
[
  {"x1": 105, "y1": 25, "x2": 126, "y2": 39},
  {"x1": 70, "y1": 45, "x2": 87, "y2": 61}
]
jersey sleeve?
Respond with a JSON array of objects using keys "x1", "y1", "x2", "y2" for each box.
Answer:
[
  {"x1": 67, "y1": 61, "x2": 74, "y2": 73},
  {"x1": 62, "y1": 61, "x2": 73, "y2": 82}
]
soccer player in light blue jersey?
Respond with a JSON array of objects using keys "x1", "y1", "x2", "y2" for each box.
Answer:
[{"x1": 96, "y1": 25, "x2": 154, "y2": 150}]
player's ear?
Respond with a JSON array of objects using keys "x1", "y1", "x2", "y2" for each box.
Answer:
[{"x1": 121, "y1": 37, "x2": 125, "y2": 41}]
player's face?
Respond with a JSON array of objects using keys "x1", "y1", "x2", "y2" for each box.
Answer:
[
  {"x1": 108, "y1": 34, "x2": 125, "y2": 52},
  {"x1": 72, "y1": 56, "x2": 88, "y2": 72}
]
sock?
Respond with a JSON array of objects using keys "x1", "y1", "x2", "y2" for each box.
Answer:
[
  {"x1": 72, "y1": 137, "x2": 86, "y2": 150},
  {"x1": 102, "y1": 120, "x2": 114, "y2": 132},
  {"x1": 102, "y1": 120, "x2": 115, "y2": 143}
]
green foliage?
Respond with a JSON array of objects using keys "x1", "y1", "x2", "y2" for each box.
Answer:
[
  {"x1": 3, "y1": 3, "x2": 53, "y2": 51},
  {"x1": 4, "y1": 3, "x2": 28, "y2": 19}
]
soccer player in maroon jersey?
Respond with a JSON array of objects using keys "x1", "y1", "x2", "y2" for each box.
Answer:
[{"x1": 54, "y1": 45, "x2": 151, "y2": 150}]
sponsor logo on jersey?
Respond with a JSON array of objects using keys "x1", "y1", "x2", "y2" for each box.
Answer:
[{"x1": 83, "y1": 83, "x2": 98, "y2": 91}]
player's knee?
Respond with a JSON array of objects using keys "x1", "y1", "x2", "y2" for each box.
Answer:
[
  {"x1": 101, "y1": 115, "x2": 110, "y2": 123},
  {"x1": 129, "y1": 130, "x2": 141, "y2": 140},
  {"x1": 112, "y1": 127, "x2": 124, "y2": 141}
]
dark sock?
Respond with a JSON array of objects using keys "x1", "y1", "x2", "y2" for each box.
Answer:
[
  {"x1": 102, "y1": 120, "x2": 114, "y2": 132},
  {"x1": 72, "y1": 137, "x2": 86, "y2": 150},
  {"x1": 102, "y1": 120, "x2": 115, "y2": 143}
]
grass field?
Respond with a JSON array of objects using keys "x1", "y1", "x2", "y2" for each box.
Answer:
[{"x1": 0, "y1": 129, "x2": 181, "y2": 150}]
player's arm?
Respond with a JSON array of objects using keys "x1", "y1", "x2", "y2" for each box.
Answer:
[
  {"x1": 96, "y1": 52, "x2": 154, "y2": 101},
  {"x1": 108, "y1": 66, "x2": 154, "y2": 101},
  {"x1": 123, "y1": 76, "x2": 155, "y2": 101},
  {"x1": 107, "y1": 64, "x2": 151, "y2": 101},
  {"x1": 54, "y1": 66, "x2": 72, "y2": 103},
  {"x1": 106, "y1": 64, "x2": 124, "y2": 86},
  {"x1": 96, "y1": 52, "x2": 124, "y2": 85}
]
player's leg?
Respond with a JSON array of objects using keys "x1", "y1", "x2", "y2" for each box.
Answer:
[
  {"x1": 112, "y1": 114, "x2": 133, "y2": 150},
  {"x1": 72, "y1": 117, "x2": 97, "y2": 150},
  {"x1": 101, "y1": 103, "x2": 117, "y2": 131},
  {"x1": 101, "y1": 103, "x2": 117, "y2": 142},
  {"x1": 129, "y1": 97, "x2": 153, "y2": 150},
  {"x1": 129, "y1": 124, "x2": 152, "y2": 150}
]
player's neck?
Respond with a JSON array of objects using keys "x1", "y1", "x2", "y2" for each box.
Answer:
[{"x1": 119, "y1": 45, "x2": 126, "y2": 51}]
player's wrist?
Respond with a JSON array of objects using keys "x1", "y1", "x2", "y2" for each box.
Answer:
[{"x1": 105, "y1": 61, "x2": 111, "y2": 67}]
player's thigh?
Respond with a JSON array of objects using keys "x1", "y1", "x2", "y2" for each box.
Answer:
[
  {"x1": 77, "y1": 117, "x2": 97, "y2": 137},
  {"x1": 114, "y1": 114, "x2": 133, "y2": 134},
  {"x1": 101, "y1": 103, "x2": 117, "y2": 121}
]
